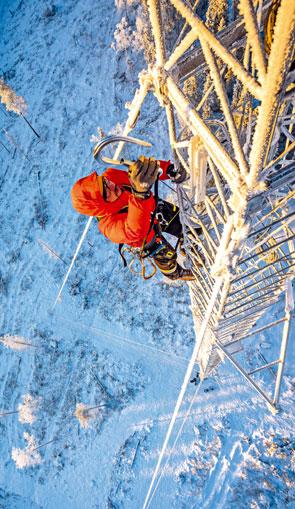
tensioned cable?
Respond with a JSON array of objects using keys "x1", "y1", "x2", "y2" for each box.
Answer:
[
  {"x1": 52, "y1": 151, "x2": 94, "y2": 309},
  {"x1": 52, "y1": 216, "x2": 93, "y2": 309},
  {"x1": 142, "y1": 279, "x2": 222, "y2": 509},
  {"x1": 146, "y1": 378, "x2": 204, "y2": 508}
]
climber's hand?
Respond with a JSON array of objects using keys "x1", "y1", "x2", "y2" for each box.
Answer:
[
  {"x1": 128, "y1": 156, "x2": 159, "y2": 198},
  {"x1": 167, "y1": 161, "x2": 188, "y2": 184}
]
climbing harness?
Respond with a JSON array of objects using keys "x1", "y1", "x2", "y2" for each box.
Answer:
[{"x1": 116, "y1": 173, "x2": 183, "y2": 281}]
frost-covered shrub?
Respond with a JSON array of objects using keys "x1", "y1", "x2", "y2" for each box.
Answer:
[
  {"x1": 183, "y1": 76, "x2": 197, "y2": 98},
  {"x1": 112, "y1": 17, "x2": 134, "y2": 52},
  {"x1": 75, "y1": 402, "x2": 106, "y2": 429},
  {"x1": 205, "y1": 0, "x2": 228, "y2": 32},
  {"x1": 18, "y1": 394, "x2": 40, "y2": 424},
  {"x1": 0, "y1": 79, "x2": 27, "y2": 115},
  {"x1": 75, "y1": 403, "x2": 90, "y2": 428},
  {"x1": 12, "y1": 433, "x2": 42, "y2": 469},
  {"x1": 0, "y1": 395, "x2": 40, "y2": 423}
]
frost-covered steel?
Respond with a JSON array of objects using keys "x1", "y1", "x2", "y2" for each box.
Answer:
[
  {"x1": 144, "y1": 0, "x2": 295, "y2": 385},
  {"x1": 142, "y1": 0, "x2": 295, "y2": 503}
]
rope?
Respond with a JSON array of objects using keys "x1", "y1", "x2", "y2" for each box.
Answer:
[{"x1": 146, "y1": 378, "x2": 204, "y2": 508}]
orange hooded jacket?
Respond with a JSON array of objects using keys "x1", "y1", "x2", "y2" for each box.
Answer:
[{"x1": 71, "y1": 160, "x2": 171, "y2": 247}]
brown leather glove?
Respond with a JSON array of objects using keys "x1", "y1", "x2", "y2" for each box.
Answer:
[
  {"x1": 128, "y1": 156, "x2": 159, "y2": 198},
  {"x1": 167, "y1": 162, "x2": 188, "y2": 184}
]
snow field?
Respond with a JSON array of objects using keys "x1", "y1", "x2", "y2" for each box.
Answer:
[{"x1": 0, "y1": 1, "x2": 295, "y2": 508}]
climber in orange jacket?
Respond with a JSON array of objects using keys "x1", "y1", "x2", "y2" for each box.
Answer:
[{"x1": 71, "y1": 156, "x2": 196, "y2": 281}]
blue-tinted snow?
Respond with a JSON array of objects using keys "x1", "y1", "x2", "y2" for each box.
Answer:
[{"x1": 0, "y1": 1, "x2": 294, "y2": 508}]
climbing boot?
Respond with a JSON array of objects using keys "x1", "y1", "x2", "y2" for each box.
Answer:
[
  {"x1": 178, "y1": 238, "x2": 205, "y2": 268},
  {"x1": 167, "y1": 266, "x2": 195, "y2": 281}
]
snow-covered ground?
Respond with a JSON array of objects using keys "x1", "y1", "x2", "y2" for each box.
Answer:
[{"x1": 0, "y1": 1, "x2": 294, "y2": 508}]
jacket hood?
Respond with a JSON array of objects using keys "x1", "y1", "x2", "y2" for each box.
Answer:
[{"x1": 71, "y1": 171, "x2": 130, "y2": 217}]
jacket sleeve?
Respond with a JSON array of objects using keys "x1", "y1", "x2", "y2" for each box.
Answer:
[
  {"x1": 99, "y1": 194, "x2": 156, "y2": 245},
  {"x1": 105, "y1": 161, "x2": 172, "y2": 182}
]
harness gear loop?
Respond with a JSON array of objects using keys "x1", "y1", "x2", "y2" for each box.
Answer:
[
  {"x1": 140, "y1": 257, "x2": 157, "y2": 280},
  {"x1": 121, "y1": 246, "x2": 157, "y2": 280}
]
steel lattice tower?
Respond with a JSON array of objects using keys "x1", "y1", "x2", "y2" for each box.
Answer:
[{"x1": 123, "y1": 0, "x2": 295, "y2": 413}]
